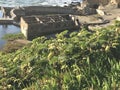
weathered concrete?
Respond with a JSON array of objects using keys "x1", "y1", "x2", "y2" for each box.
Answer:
[
  {"x1": 1, "y1": 6, "x2": 83, "y2": 22},
  {"x1": 20, "y1": 15, "x2": 79, "y2": 40},
  {"x1": 1, "y1": 5, "x2": 98, "y2": 22},
  {"x1": 1, "y1": 7, "x2": 13, "y2": 18},
  {"x1": 10, "y1": 8, "x2": 25, "y2": 21},
  {"x1": 0, "y1": 18, "x2": 13, "y2": 24}
]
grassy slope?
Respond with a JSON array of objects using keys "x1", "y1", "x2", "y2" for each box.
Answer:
[{"x1": 0, "y1": 21, "x2": 120, "y2": 90}]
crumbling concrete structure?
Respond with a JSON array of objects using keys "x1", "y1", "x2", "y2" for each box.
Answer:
[
  {"x1": 20, "y1": 15, "x2": 79, "y2": 40},
  {"x1": 1, "y1": 7, "x2": 13, "y2": 18},
  {"x1": 1, "y1": 5, "x2": 98, "y2": 22},
  {"x1": 1, "y1": 6, "x2": 83, "y2": 22}
]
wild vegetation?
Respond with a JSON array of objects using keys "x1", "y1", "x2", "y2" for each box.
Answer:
[
  {"x1": 1, "y1": 33, "x2": 26, "y2": 53},
  {"x1": 0, "y1": 21, "x2": 120, "y2": 90},
  {"x1": 2, "y1": 33, "x2": 25, "y2": 41}
]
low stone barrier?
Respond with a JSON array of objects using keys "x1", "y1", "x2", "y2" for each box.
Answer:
[{"x1": 0, "y1": 18, "x2": 13, "y2": 24}]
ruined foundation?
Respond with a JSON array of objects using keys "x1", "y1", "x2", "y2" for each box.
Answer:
[{"x1": 20, "y1": 15, "x2": 79, "y2": 40}]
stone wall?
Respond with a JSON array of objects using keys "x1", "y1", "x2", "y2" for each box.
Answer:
[
  {"x1": 1, "y1": 7, "x2": 13, "y2": 18},
  {"x1": 20, "y1": 15, "x2": 79, "y2": 40},
  {"x1": 24, "y1": 6, "x2": 76, "y2": 15},
  {"x1": 2, "y1": 6, "x2": 84, "y2": 22},
  {"x1": 10, "y1": 8, "x2": 25, "y2": 21}
]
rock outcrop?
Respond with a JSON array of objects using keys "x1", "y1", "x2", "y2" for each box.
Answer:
[
  {"x1": 84, "y1": 0, "x2": 120, "y2": 8},
  {"x1": 116, "y1": 16, "x2": 120, "y2": 21}
]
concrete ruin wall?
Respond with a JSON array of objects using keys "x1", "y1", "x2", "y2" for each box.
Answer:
[
  {"x1": 1, "y1": 6, "x2": 84, "y2": 22},
  {"x1": 10, "y1": 8, "x2": 25, "y2": 21},
  {"x1": 23, "y1": 6, "x2": 76, "y2": 15},
  {"x1": 20, "y1": 15, "x2": 79, "y2": 40},
  {"x1": 1, "y1": 7, "x2": 13, "y2": 18}
]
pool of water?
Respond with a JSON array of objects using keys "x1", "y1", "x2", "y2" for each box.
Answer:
[
  {"x1": 0, "y1": 11, "x2": 20, "y2": 49},
  {"x1": 0, "y1": 25, "x2": 20, "y2": 49}
]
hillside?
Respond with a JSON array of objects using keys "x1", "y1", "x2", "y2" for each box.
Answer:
[{"x1": 0, "y1": 21, "x2": 120, "y2": 90}]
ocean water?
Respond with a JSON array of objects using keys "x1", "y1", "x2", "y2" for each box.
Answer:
[{"x1": 0, "y1": 0, "x2": 82, "y2": 7}]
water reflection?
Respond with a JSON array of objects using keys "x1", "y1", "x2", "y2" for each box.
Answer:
[
  {"x1": 0, "y1": 9, "x2": 20, "y2": 49},
  {"x1": 0, "y1": 25, "x2": 20, "y2": 49}
]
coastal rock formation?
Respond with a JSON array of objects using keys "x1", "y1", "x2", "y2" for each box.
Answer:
[
  {"x1": 116, "y1": 16, "x2": 120, "y2": 21},
  {"x1": 83, "y1": 0, "x2": 109, "y2": 8},
  {"x1": 84, "y1": 0, "x2": 120, "y2": 8}
]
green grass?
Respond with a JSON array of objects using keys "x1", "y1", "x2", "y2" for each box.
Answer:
[
  {"x1": 2, "y1": 33, "x2": 26, "y2": 41},
  {"x1": 0, "y1": 21, "x2": 120, "y2": 90}
]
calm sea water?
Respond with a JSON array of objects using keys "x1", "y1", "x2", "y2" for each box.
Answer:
[{"x1": 0, "y1": 10, "x2": 20, "y2": 49}]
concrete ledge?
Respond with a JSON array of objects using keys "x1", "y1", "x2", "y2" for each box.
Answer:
[{"x1": 0, "y1": 18, "x2": 13, "y2": 24}]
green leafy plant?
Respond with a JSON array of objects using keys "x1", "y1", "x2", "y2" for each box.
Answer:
[{"x1": 0, "y1": 21, "x2": 120, "y2": 90}]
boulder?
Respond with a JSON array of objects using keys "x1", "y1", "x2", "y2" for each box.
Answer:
[
  {"x1": 116, "y1": 16, "x2": 120, "y2": 21},
  {"x1": 96, "y1": 9, "x2": 106, "y2": 16}
]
